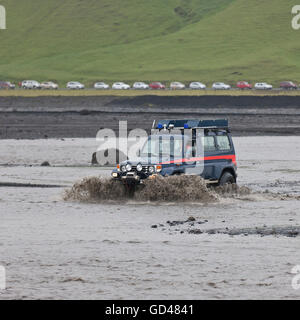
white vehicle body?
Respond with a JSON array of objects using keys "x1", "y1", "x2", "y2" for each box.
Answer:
[
  {"x1": 41, "y1": 81, "x2": 58, "y2": 90},
  {"x1": 212, "y1": 82, "x2": 231, "y2": 90},
  {"x1": 133, "y1": 82, "x2": 149, "y2": 89},
  {"x1": 170, "y1": 82, "x2": 185, "y2": 90},
  {"x1": 94, "y1": 82, "x2": 109, "y2": 89},
  {"x1": 189, "y1": 82, "x2": 206, "y2": 89},
  {"x1": 112, "y1": 82, "x2": 130, "y2": 90},
  {"x1": 67, "y1": 81, "x2": 85, "y2": 89},
  {"x1": 254, "y1": 82, "x2": 273, "y2": 90},
  {"x1": 22, "y1": 80, "x2": 41, "y2": 89}
]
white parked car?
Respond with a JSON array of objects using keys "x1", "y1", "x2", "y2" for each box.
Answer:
[
  {"x1": 41, "y1": 81, "x2": 58, "y2": 90},
  {"x1": 254, "y1": 82, "x2": 273, "y2": 90},
  {"x1": 94, "y1": 82, "x2": 109, "y2": 89},
  {"x1": 22, "y1": 80, "x2": 41, "y2": 89},
  {"x1": 189, "y1": 82, "x2": 206, "y2": 89},
  {"x1": 170, "y1": 82, "x2": 185, "y2": 90},
  {"x1": 112, "y1": 82, "x2": 130, "y2": 90},
  {"x1": 67, "y1": 81, "x2": 85, "y2": 89},
  {"x1": 133, "y1": 82, "x2": 149, "y2": 89},
  {"x1": 212, "y1": 82, "x2": 231, "y2": 90}
]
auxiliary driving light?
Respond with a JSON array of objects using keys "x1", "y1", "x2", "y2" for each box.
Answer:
[
  {"x1": 156, "y1": 165, "x2": 162, "y2": 172},
  {"x1": 126, "y1": 164, "x2": 132, "y2": 172},
  {"x1": 149, "y1": 166, "x2": 155, "y2": 174},
  {"x1": 136, "y1": 163, "x2": 143, "y2": 172},
  {"x1": 121, "y1": 165, "x2": 127, "y2": 172}
]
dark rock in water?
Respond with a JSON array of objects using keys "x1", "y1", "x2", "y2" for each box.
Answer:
[
  {"x1": 188, "y1": 225, "x2": 300, "y2": 238},
  {"x1": 91, "y1": 152, "x2": 98, "y2": 165},
  {"x1": 188, "y1": 229, "x2": 203, "y2": 234},
  {"x1": 187, "y1": 216, "x2": 196, "y2": 222},
  {"x1": 151, "y1": 225, "x2": 158, "y2": 229},
  {"x1": 41, "y1": 161, "x2": 50, "y2": 167},
  {"x1": 91, "y1": 149, "x2": 128, "y2": 165}
]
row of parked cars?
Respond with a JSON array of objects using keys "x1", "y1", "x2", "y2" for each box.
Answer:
[{"x1": 0, "y1": 80, "x2": 299, "y2": 90}]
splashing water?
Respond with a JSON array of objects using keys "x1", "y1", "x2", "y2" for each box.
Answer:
[
  {"x1": 134, "y1": 175, "x2": 218, "y2": 202},
  {"x1": 64, "y1": 175, "x2": 252, "y2": 203},
  {"x1": 64, "y1": 177, "x2": 127, "y2": 202}
]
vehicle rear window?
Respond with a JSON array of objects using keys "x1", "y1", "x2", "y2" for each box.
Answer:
[{"x1": 216, "y1": 135, "x2": 231, "y2": 151}]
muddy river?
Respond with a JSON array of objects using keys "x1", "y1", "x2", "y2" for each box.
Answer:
[{"x1": 0, "y1": 136, "x2": 299, "y2": 299}]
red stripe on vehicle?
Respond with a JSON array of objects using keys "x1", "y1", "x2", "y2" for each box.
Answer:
[{"x1": 160, "y1": 155, "x2": 236, "y2": 165}]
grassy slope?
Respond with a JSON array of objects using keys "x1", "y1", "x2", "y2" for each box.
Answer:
[{"x1": 0, "y1": 0, "x2": 298, "y2": 85}]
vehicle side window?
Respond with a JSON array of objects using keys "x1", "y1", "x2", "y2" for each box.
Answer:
[
  {"x1": 216, "y1": 135, "x2": 231, "y2": 151},
  {"x1": 204, "y1": 136, "x2": 216, "y2": 152}
]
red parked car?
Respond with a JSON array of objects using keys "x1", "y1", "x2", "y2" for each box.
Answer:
[
  {"x1": 0, "y1": 81, "x2": 15, "y2": 89},
  {"x1": 149, "y1": 82, "x2": 165, "y2": 89},
  {"x1": 237, "y1": 81, "x2": 252, "y2": 89},
  {"x1": 280, "y1": 81, "x2": 297, "y2": 90}
]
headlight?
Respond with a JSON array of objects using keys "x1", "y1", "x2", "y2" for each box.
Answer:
[
  {"x1": 136, "y1": 163, "x2": 143, "y2": 172},
  {"x1": 121, "y1": 165, "x2": 127, "y2": 172},
  {"x1": 148, "y1": 166, "x2": 155, "y2": 174},
  {"x1": 126, "y1": 164, "x2": 132, "y2": 172}
]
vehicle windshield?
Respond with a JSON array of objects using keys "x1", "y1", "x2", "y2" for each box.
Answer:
[{"x1": 140, "y1": 135, "x2": 187, "y2": 158}]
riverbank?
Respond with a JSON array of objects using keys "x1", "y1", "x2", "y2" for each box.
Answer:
[{"x1": 1, "y1": 95, "x2": 300, "y2": 138}]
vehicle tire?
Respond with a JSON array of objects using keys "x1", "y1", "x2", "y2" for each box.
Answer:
[{"x1": 218, "y1": 171, "x2": 235, "y2": 186}]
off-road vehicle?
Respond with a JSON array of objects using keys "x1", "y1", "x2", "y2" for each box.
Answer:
[{"x1": 111, "y1": 119, "x2": 237, "y2": 192}]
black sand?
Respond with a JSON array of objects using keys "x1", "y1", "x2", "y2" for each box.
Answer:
[{"x1": 1, "y1": 95, "x2": 300, "y2": 139}]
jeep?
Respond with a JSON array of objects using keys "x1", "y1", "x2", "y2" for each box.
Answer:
[{"x1": 111, "y1": 119, "x2": 237, "y2": 191}]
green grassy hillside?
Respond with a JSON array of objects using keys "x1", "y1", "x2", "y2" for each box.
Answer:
[{"x1": 0, "y1": 0, "x2": 299, "y2": 85}]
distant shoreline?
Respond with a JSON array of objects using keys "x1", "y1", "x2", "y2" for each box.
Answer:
[
  {"x1": 2, "y1": 89, "x2": 300, "y2": 97},
  {"x1": 1, "y1": 95, "x2": 300, "y2": 139}
]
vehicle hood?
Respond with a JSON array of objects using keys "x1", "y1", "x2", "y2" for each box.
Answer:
[{"x1": 120, "y1": 156, "x2": 175, "y2": 166}]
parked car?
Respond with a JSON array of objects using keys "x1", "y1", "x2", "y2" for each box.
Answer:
[
  {"x1": 149, "y1": 82, "x2": 165, "y2": 90},
  {"x1": 133, "y1": 82, "x2": 149, "y2": 89},
  {"x1": 112, "y1": 82, "x2": 130, "y2": 90},
  {"x1": 170, "y1": 82, "x2": 185, "y2": 90},
  {"x1": 280, "y1": 81, "x2": 297, "y2": 90},
  {"x1": 41, "y1": 81, "x2": 58, "y2": 90},
  {"x1": 212, "y1": 82, "x2": 231, "y2": 90},
  {"x1": 94, "y1": 82, "x2": 109, "y2": 89},
  {"x1": 0, "y1": 81, "x2": 15, "y2": 89},
  {"x1": 237, "y1": 81, "x2": 252, "y2": 89},
  {"x1": 189, "y1": 82, "x2": 206, "y2": 89},
  {"x1": 67, "y1": 81, "x2": 85, "y2": 89},
  {"x1": 254, "y1": 82, "x2": 273, "y2": 90},
  {"x1": 22, "y1": 80, "x2": 41, "y2": 89}
]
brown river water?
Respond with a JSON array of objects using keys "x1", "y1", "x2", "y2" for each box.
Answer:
[{"x1": 0, "y1": 136, "x2": 299, "y2": 299}]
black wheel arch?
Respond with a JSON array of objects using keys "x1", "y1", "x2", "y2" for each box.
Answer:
[{"x1": 220, "y1": 167, "x2": 237, "y2": 182}]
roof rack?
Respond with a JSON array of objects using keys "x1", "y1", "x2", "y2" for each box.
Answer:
[{"x1": 153, "y1": 119, "x2": 229, "y2": 130}]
